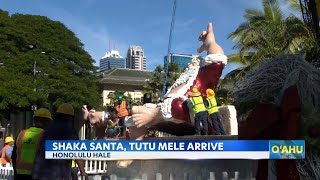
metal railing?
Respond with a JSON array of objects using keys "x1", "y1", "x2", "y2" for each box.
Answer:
[
  {"x1": 0, "y1": 164, "x2": 13, "y2": 180},
  {"x1": 83, "y1": 160, "x2": 107, "y2": 174},
  {"x1": 106, "y1": 171, "x2": 256, "y2": 180}
]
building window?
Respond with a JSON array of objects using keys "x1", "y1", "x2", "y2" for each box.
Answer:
[{"x1": 134, "y1": 97, "x2": 141, "y2": 102}]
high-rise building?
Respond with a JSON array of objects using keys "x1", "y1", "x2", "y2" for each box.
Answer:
[
  {"x1": 164, "y1": 53, "x2": 199, "y2": 70},
  {"x1": 100, "y1": 50, "x2": 125, "y2": 72},
  {"x1": 126, "y1": 45, "x2": 146, "y2": 70}
]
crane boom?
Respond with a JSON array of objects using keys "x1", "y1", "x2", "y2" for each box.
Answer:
[{"x1": 161, "y1": 0, "x2": 177, "y2": 99}]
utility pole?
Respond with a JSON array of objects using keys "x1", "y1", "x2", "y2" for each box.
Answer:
[{"x1": 32, "y1": 60, "x2": 37, "y2": 111}]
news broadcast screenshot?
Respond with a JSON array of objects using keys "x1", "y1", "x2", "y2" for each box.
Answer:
[{"x1": 0, "y1": 0, "x2": 319, "y2": 180}]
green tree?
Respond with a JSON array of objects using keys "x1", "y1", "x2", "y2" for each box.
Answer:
[
  {"x1": 106, "y1": 91, "x2": 135, "y2": 106},
  {"x1": 143, "y1": 62, "x2": 180, "y2": 102},
  {"x1": 0, "y1": 10, "x2": 101, "y2": 110},
  {"x1": 229, "y1": 0, "x2": 314, "y2": 60},
  {"x1": 107, "y1": 91, "x2": 124, "y2": 105},
  {"x1": 285, "y1": 0, "x2": 305, "y2": 13},
  {"x1": 215, "y1": 88, "x2": 234, "y2": 106}
]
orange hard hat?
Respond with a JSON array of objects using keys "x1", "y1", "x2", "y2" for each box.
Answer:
[
  {"x1": 188, "y1": 87, "x2": 201, "y2": 96},
  {"x1": 206, "y1": 89, "x2": 215, "y2": 97}
]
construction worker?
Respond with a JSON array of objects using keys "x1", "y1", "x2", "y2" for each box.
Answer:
[
  {"x1": 205, "y1": 89, "x2": 225, "y2": 135},
  {"x1": 143, "y1": 93, "x2": 152, "y2": 104},
  {"x1": 186, "y1": 87, "x2": 208, "y2": 135},
  {"x1": 71, "y1": 160, "x2": 78, "y2": 180},
  {"x1": 105, "y1": 116, "x2": 120, "y2": 138},
  {"x1": 12, "y1": 108, "x2": 52, "y2": 180},
  {"x1": 1, "y1": 136, "x2": 14, "y2": 166},
  {"x1": 32, "y1": 103, "x2": 88, "y2": 180},
  {"x1": 115, "y1": 96, "x2": 129, "y2": 136}
]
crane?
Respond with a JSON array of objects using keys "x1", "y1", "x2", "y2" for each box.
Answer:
[
  {"x1": 299, "y1": 0, "x2": 320, "y2": 40},
  {"x1": 161, "y1": 0, "x2": 177, "y2": 99}
]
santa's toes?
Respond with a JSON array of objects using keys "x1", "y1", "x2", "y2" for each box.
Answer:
[
  {"x1": 117, "y1": 160, "x2": 133, "y2": 168},
  {"x1": 132, "y1": 106, "x2": 146, "y2": 114},
  {"x1": 132, "y1": 117, "x2": 142, "y2": 123},
  {"x1": 132, "y1": 113, "x2": 142, "y2": 118}
]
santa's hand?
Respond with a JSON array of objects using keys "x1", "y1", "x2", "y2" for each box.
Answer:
[
  {"x1": 198, "y1": 31, "x2": 207, "y2": 41},
  {"x1": 197, "y1": 23, "x2": 214, "y2": 53},
  {"x1": 181, "y1": 96, "x2": 188, "y2": 101}
]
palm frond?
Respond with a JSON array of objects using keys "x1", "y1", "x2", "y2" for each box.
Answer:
[
  {"x1": 262, "y1": 0, "x2": 283, "y2": 23},
  {"x1": 284, "y1": 0, "x2": 303, "y2": 12},
  {"x1": 220, "y1": 67, "x2": 244, "y2": 88},
  {"x1": 228, "y1": 22, "x2": 251, "y2": 40},
  {"x1": 227, "y1": 0, "x2": 317, "y2": 85},
  {"x1": 244, "y1": 9, "x2": 265, "y2": 22},
  {"x1": 227, "y1": 52, "x2": 253, "y2": 64}
]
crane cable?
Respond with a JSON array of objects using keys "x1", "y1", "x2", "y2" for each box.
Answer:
[{"x1": 161, "y1": 0, "x2": 177, "y2": 99}]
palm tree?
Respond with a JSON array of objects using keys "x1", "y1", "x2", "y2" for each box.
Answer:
[
  {"x1": 285, "y1": 0, "x2": 305, "y2": 13},
  {"x1": 224, "y1": 0, "x2": 316, "y2": 82},
  {"x1": 106, "y1": 91, "x2": 131, "y2": 105},
  {"x1": 144, "y1": 62, "x2": 181, "y2": 102},
  {"x1": 143, "y1": 65, "x2": 163, "y2": 102}
]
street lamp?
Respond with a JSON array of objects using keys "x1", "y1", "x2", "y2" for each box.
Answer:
[
  {"x1": 297, "y1": 44, "x2": 303, "y2": 57},
  {"x1": 28, "y1": 45, "x2": 37, "y2": 111},
  {"x1": 28, "y1": 45, "x2": 46, "y2": 112}
]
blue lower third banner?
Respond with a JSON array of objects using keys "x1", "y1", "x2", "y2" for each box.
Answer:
[{"x1": 45, "y1": 140, "x2": 305, "y2": 160}]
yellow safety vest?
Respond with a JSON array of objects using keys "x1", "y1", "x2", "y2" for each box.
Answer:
[
  {"x1": 107, "y1": 125, "x2": 115, "y2": 129},
  {"x1": 16, "y1": 127, "x2": 44, "y2": 175},
  {"x1": 72, "y1": 160, "x2": 76, "y2": 168},
  {"x1": 207, "y1": 97, "x2": 219, "y2": 115},
  {"x1": 189, "y1": 96, "x2": 206, "y2": 114}
]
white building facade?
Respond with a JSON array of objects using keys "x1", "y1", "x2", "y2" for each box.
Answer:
[{"x1": 126, "y1": 45, "x2": 146, "y2": 70}]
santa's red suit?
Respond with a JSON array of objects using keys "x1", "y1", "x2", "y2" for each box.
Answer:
[{"x1": 160, "y1": 53, "x2": 227, "y2": 125}]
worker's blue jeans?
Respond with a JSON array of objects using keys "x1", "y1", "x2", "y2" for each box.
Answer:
[
  {"x1": 210, "y1": 112, "x2": 225, "y2": 135},
  {"x1": 118, "y1": 116, "x2": 126, "y2": 136},
  {"x1": 106, "y1": 128, "x2": 119, "y2": 137},
  {"x1": 194, "y1": 111, "x2": 208, "y2": 135}
]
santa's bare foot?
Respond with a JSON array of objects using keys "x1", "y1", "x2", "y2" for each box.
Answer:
[
  {"x1": 117, "y1": 160, "x2": 133, "y2": 168},
  {"x1": 116, "y1": 125, "x2": 148, "y2": 168},
  {"x1": 132, "y1": 106, "x2": 162, "y2": 128}
]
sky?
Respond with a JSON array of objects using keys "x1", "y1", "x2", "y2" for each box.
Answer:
[{"x1": 1, "y1": 0, "x2": 295, "y2": 77}]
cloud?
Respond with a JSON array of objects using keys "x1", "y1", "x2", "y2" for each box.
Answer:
[
  {"x1": 85, "y1": 0, "x2": 96, "y2": 7},
  {"x1": 143, "y1": 16, "x2": 196, "y2": 34},
  {"x1": 39, "y1": 6, "x2": 128, "y2": 64},
  {"x1": 142, "y1": 17, "x2": 197, "y2": 56},
  {"x1": 228, "y1": 0, "x2": 261, "y2": 10},
  {"x1": 173, "y1": 42, "x2": 195, "y2": 54},
  {"x1": 147, "y1": 55, "x2": 164, "y2": 69},
  {"x1": 143, "y1": 16, "x2": 171, "y2": 29},
  {"x1": 174, "y1": 18, "x2": 197, "y2": 32}
]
